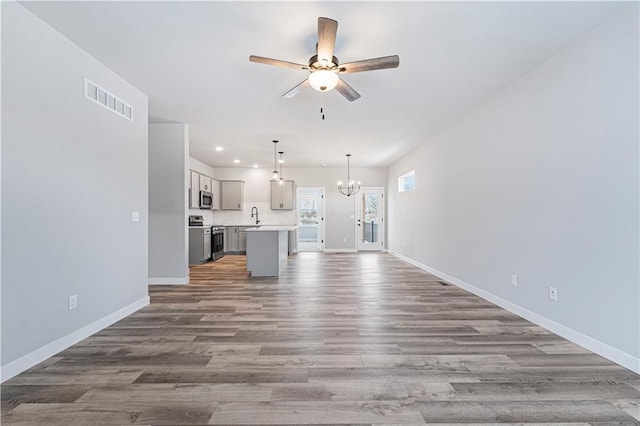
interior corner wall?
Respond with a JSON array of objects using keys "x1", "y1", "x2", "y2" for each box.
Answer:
[
  {"x1": 149, "y1": 124, "x2": 189, "y2": 284},
  {"x1": 1, "y1": 2, "x2": 149, "y2": 380},
  {"x1": 387, "y1": 4, "x2": 639, "y2": 370}
]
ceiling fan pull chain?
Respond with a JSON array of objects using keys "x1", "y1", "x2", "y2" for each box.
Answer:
[{"x1": 321, "y1": 93, "x2": 325, "y2": 120}]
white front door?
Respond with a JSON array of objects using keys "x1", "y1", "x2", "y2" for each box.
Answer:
[
  {"x1": 297, "y1": 188, "x2": 325, "y2": 252},
  {"x1": 356, "y1": 188, "x2": 384, "y2": 251}
]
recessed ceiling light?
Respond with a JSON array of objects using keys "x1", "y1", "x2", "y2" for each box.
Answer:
[
  {"x1": 215, "y1": 146, "x2": 224, "y2": 151},
  {"x1": 233, "y1": 159, "x2": 240, "y2": 164},
  {"x1": 253, "y1": 164, "x2": 259, "y2": 168}
]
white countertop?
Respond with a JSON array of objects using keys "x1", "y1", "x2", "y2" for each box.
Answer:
[
  {"x1": 245, "y1": 225, "x2": 298, "y2": 232},
  {"x1": 222, "y1": 224, "x2": 287, "y2": 227}
]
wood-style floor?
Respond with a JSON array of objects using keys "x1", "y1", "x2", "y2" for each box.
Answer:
[{"x1": 2, "y1": 253, "x2": 639, "y2": 425}]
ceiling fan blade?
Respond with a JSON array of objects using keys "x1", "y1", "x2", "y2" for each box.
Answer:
[
  {"x1": 338, "y1": 55, "x2": 400, "y2": 74},
  {"x1": 317, "y1": 17, "x2": 338, "y2": 64},
  {"x1": 335, "y1": 78, "x2": 361, "y2": 102},
  {"x1": 282, "y1": 79, "x2": 310, "y2": 99},
  {"x1": 249, "y1": 55, "x2": 309, "y2": 70}
]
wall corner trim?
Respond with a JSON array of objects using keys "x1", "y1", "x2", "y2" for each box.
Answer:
[
  {"x1": 148, "y1": 277, "x2": 189, "y2": 285},
  {"x1": 0, "y1": 296, "x2": 150, "y2": 383},
  {"x1": 388, "y1": 250, "x2": 640, "y2": 374}
]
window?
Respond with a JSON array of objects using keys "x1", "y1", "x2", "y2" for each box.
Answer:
[
  {"x1": 298, "y1": 194, "x2": 318, "y2": 225},
  {"x1": 398, "y1": 170, "x2": 415, "y2": 192}
]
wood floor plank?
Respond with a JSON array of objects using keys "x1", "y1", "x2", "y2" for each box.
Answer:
[
  {"x1": 208, "y1": 401, "x2": 426, "y2": 424},
  {"x1": 2, "y1": 401, "x2": 217, "y2": 425},
  {"x1": 2, "y1": 252, "x2": 638, "y2": 425},
  {"x1": 75, "y1": 383, "x2": 273, "y2": 403}
]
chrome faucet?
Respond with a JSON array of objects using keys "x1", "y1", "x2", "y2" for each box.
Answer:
[{"x1": 251, "y1": 206, "x2": 260, "y2": 225}]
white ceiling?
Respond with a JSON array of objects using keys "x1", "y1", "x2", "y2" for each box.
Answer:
[{"x1": 22, "y1": 1, "x2": 624, "y2": 168}]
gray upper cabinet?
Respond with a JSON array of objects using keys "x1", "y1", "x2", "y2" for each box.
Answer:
[
  {"x1": 271, "y1": 180, "x2": 295, "y2": 210},
  {"x1": 190, "y1": 170, "x2": 219, "y2": 209},
  {"x1": 189, "y1": 171, "x2": 200, "y2": 209},
  {"x1": 199, "y1": 174, "x2": 212, "y2": 193},
  {"x1": 221, "y1": 180, "x2": 244, "y2": 210},
  {"x1": 211, "y1": 179, "x2": 220, "y2": 210}
]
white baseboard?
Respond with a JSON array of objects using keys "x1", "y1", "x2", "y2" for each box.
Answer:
[
  {"x1": 148, "y1": 277, "x2": 189, "y2": 285},
  {"x1": 324, "y1": 248, "x2": 357, "y2": 253},
  {"x1": 0, "y1": 296, "x2": 150, "y2": 383},
  {"x1": 388, "y1": 250, "x2": 640, "y2": 374}
]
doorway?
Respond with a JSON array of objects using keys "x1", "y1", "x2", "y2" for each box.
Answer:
[
  {"x1": 296, "y1": 188, "x2": 325, "y2": 252},
  {"x1": 355, "y1": 188, "x2": 385, "y2": 251}
]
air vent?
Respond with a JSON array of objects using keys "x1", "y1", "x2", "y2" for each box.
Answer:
[{"x1": 84, "y1": 78, "x2": 133, "y2": 121}]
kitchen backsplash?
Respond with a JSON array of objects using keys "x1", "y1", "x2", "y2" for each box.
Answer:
[
  {"x1": 189, "y1": 208, "x2": 214, "y2": 225},
  {"x1": 212, "y1": 202, "x2": 296, "y2": 226}
]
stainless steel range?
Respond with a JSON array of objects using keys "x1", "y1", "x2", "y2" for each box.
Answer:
[
  {"x1": 188, "y1": 215, "x2": 225, "y2": 264},
  {"x1": 211, "y1": 226, "x2": 224, "y2": 260}
]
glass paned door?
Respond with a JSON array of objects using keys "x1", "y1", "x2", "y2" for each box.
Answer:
[
  {"x1": 356, "y1": 188, "x2": 384, "y2": 251},
  {"x1": 297, "y1": 188, "x2": 325, "y2": 252}
]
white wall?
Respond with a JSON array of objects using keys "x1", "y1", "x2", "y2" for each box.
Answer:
[
  {"x1": 387, "y1": 5, "x2": 639, "y2": 371},
  {"x1": 211, "y1": 167, "x2": 387, "y2": 250},
  {"x1": 1, "y1": 3, "x2": 149, "y2": 380},
  {"x1": 188, "y1": 156, "x2": 215, "y2": 225},
  {"x1": 149, "y1": 124, "x2": 189, "y2": 284}
]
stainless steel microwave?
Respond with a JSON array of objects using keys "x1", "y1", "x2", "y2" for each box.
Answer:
[{"x1": 199, "y1": 190, "x2": 213, "y2": 209}]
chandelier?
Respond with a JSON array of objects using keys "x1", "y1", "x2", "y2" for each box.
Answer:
[{"x1": 337, "y1": 154, "x2": 361, "y2": 197}]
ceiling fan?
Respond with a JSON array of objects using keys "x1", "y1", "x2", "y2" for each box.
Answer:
[{"x1": 249, "y1": 17, "x2": 399, "y2": 102}]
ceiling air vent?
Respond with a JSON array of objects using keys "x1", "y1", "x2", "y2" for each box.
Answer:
[{"x1": 84, "y1": 78, "x2": 133, "y2": 121}]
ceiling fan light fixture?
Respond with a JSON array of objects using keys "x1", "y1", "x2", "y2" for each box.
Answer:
[{"x1": 309, "y1": 70, "x2": 339, "y2": 92}]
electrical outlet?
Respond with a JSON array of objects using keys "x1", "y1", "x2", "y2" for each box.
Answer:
[
  {"x1": 68, "y1": 295, "x2": 78, "y2": 310},
  {"x1": 510, "y1": 274, "x2": 518, "y2": 287},
  {"x1": 549, "y1": 286, "x2": 558, "y2": 301},
  {"x1": 403, "y1": 242, "x2": 407, "y2": 248},
  {"x1": 131, "y1": 211, "x2": 140, "y2": 222},
  {"x1": 343, "y1": 238, "x2": 347, "y2": 243}
]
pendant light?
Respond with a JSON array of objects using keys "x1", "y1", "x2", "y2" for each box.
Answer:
[
  {"x1": 278, "y1": 151, "x2": 285, "y2": 185},
  {"x1": 337, "y1": 154, "x2": 361, "y2": 197},
  {"x1": 271, "y1": 140, "x2": 279, "y2": 181}
]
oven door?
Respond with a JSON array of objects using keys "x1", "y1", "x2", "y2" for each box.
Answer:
[
  {"x1": 199, "y1": 191, "x2": 212, "y2": 209},
  {"x1": 212, "y1": 231, "x2": 224, "y2": 260}
]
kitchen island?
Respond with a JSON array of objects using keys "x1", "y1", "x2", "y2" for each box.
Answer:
[{"x1": 245, "y1": 225, "x2": 297, "y2": 277}]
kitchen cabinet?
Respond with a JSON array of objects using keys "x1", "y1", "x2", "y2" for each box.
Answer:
[
  {"x1": 188, "y1": 227, "x2": 212, "y2": 264},
  {"x1": 211, "y1": 178, "x2": 220, "y2": 210},
  {"x1": 199, "y1": 174, "x2": 212, "y2": 192},
  {"x1": 190, "y1": 171, "x2": 200, "y2": 209},
  {"x1": 221, "y1": 180, "x2": 244, "y2": 210},
  {"x1": 190, "y1": 170, "x2": 219, "y2": 209},
  {"x1": 224, "y1": 226, "x2": 250, "y2": 254},
  {"x1": 271, "y1": 180, "x2": 295, "y2": 210}
]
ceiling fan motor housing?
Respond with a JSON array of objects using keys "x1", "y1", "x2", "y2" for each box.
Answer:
[{"x1": 308, "y1": 54, "x2": 339, "y2": 70}]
